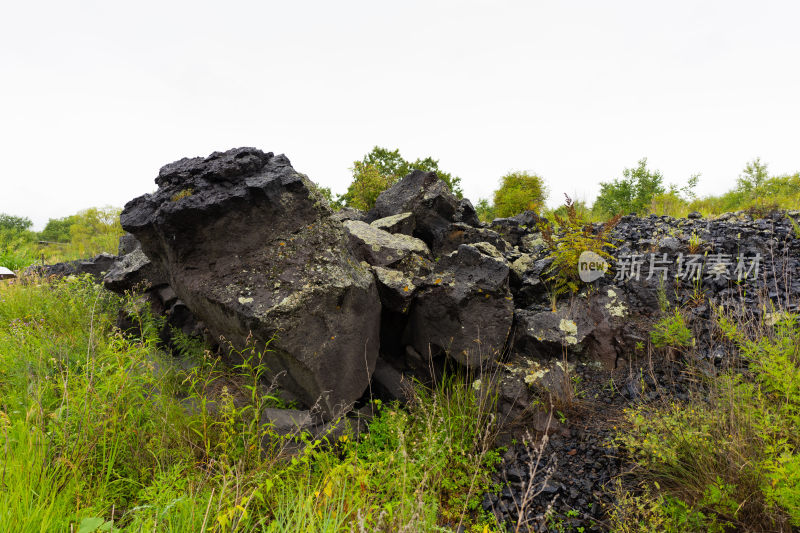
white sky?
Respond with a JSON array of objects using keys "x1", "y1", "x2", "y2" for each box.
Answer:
[{"x1": 1, "y1": 1, "x2": 799, "y2": 230}]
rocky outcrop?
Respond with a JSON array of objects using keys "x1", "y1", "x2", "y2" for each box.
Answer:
[
  {"x1": 343, "y1": 220, "x2": 431, "y2": 267},
  {"x1": 103, "y1": 246, "x2": 165, "y2": 293},
  {"x1": 366, "y1": 170, "x2": 480, "y2": 253},
  {"x1": 370, "y1": 212, "x2": 415, "y2": 235},
  {"x1": 25, "y1": 253, "x2": 117, "y2": 281},
  {"x1": 405, "y1": 243, "x2": 514, "y2": 367},
  {"x1": 56, "y1": 146, "x2": 795, "y2": 448},
  {"x1": 119, "y1": 148, "x2": 381, "y2": 415}
]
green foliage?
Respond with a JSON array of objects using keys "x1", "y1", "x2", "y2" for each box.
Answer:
[
  {"x1": 648, "y1": 192, "x2": 689, "y2": 218},
  {"x1": 475, "y1": 198, "x2": 496, "y2": 222},
  {"x1": 0, "y1": 213, "x2": 37, "y2": 268},
  {"x1": 0, "y1": 207, "x2": 124, "y2": 270},
  {"x1": 492, "y1": 171, "x2": 548, "y2": 218},
  {"x1": 339, "y1": 146, "x2": 462, "y2": 210},
  {"x1": 40, "y1": 215, "x2": 77, "y2": 242},
  {"x1": 594, "y1": 158, "x2": 665, "y2": 217},
  {"x1": 68, "y1": 206, "x2": 124, "y2": 257},
  {"x1": 340, "y1": 161, "x2": 392, "y2": 211},
  {"x1": 737, "y1": 157, "x2": 769, "y2": 193},
  {"x1": 609, "y1": 482, "x2": 727, "y2": 533},
  {"x1": 315, "y1": 184, "x2": 343, "y2": 210},
  {"x1": 539, "y1": 195, "x2": 620, "y2": 299},
  {"x1": 169, "y1": 188, "x2": 193, "y2": 202},
  {"x1": 789, "y1": 216, "x2": 800, "y2": 239},
  {"x1": 613, "y1": 310, "x2": 800, "y2": 530},
  {"x1": 0, "y1": 225, "x2": 37, "y2": 270},
  {"x1": 0, "y1": 213, "x2": 33, "y2": 232},
  {"x1": 681, "y1": 164, "x2": 799, "y2": 218},
  {"x1": 0, "y1": 276, "x2": 501, "y2": 531},
  {"x1": 649, "y1": 309, "x2": 693, "y2": 349}
]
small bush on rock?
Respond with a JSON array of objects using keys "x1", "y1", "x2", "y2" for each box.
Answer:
[
  {"x1": 539, "y1": 194, "x2": 620, "y2": 299},
  {"x1": 650, "y1": 309, "x2": 693, "y2": 349}
]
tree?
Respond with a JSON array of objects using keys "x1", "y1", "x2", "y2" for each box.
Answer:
[
  {"x1": 593, "y1": 158, "x2": 665, "y2": 217},
  {"x1": 339, "y1": 147, "x2": 462, "y2": 210},
  {"x1": 737, "y1": 158, "x2": 769, "y2": 193},
  {"x1": 492, "y1": 171, "x2": 548, "y2": 218},
  {"x1": 475, "y1": 198, "x2": 496, "y2": 222},
  {"x1": 69, "y1": 207, "x2": 124, "y2": 256},
  {"x1": 340, "y1": 162, "x2": 392, "y2": 211},
  {"x1": 40, "y1": 215, "x2": 77, "y2": 242},
  {"x1": 0, "y1": 214, "x2": 33, "y2": 233}
]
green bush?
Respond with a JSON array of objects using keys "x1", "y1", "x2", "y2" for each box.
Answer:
[
  {"x1": 0, "y1": 213, "x2": 33, "y2": 232},
  {"x1": 539, "y1": 195, "x2": 619, "y2": 301},
  {"x1": 475, "y1": 198, "x2": 497, "y2": 223},
  {"x1": 593, "y1": 158, "x2": 665, "y2": 217},
  {"x1": 492, "y1": 171, "x2": 548, "y2": 218},
  {"x1": 649, "y1": 309, "x2": 693, "y2": 349},
  {"x1": 613, "y1": 310, "x2": 800, "y2": 531},
  {"x1": 649, "y1": 192, "x2": 689, "y2": 218},
  {"x1": 338, "y1": 146, "x2": 462, "y2": 210},
  {"x1": 40, "y1": 215, "x2": 77, "y2": 242}
]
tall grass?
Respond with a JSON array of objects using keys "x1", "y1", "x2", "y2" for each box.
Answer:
[
  {"x1": 610, "y1": 307, "x2": 800, "y2": 532},
  {"x1": 0, "y1": 275, "x2": 502, "y2": 532}
]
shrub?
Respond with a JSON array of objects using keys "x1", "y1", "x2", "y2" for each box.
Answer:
[
  {"x1": 649, "y1": 309, "x2": 693, "y2": 349},
  {"x1": 339, "y1": 146, "x2": 462, "y2": 210},
  {"x1": 649, "y1": 192, "x2": 689, "y2": 218},
  {"x1": 539, "y1": 194, "x2": 620, "y2": 300},
  {"x1": 613, "y1": 310, "x2": 800, "y2": 531},
  {"x1": 0, "y1": 213, "x2": 33, "y2": 232},
  {"x1": 39, "y1": 215, "x2": 77, "y2": 242},
  {"x1": 68, "y1": 206, "x2": 124, "y2": 257},
  {"x1": 475, "y1": 198, "x2": 497, "y2": 222},
  {"x1": 593, "y1": 158, "x2": 665, "y2": 217},
  {"x1": 492, "y1": 171, "x2": 548, "y2": 218}
]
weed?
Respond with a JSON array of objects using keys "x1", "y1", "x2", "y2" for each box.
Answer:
[
  {"x1": 649, "y1": 309, "x2": 693, "y2": 349},
  {"x1": 612, "y1": 308, "x2": 800, "y2": 530},
  {"x1": 170, "y1": 188, "x2": 194, "y2": 202},
  {"x1": 539, "y1": 194, "x2": 620, "y2": 300},
  {"x1": 0, "y1": 276, "x2": 503, "y2": 531},
  {"x1": 687, "y1": 231, "x2": 703, "y2": 254}
]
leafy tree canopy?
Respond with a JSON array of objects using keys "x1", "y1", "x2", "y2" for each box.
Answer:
[
  {"x1": 68, "y1": 207, "x2": 124, "y2": 256},
  {"x1": 593, "y1": 158, "x2": 665, "y2": 217},
  {"x1": 474, "y1": 198, "x2": 496, "y2": 223},
  {"x1": 737, "y1": 157, "x2": 769, "y2": 193},
  {"x1": 0, "y1": 214, "x2": 33, "y2": 233},
  {"x1": 339, "y1": 147, "x2": 462, "y2": 210},
  {"x1": 492, "y1": 171, "x2": 548, "y2": 218},
  {"x1": 40, "y1": 215, "x2": 77, "y2": 242}
]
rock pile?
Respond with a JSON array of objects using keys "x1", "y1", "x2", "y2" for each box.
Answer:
[
  {"x1": 91, "y1": 148, "x2": 800, "y2": 423},
  {"x1": 30, "y1": 147, "x2": 800, "y2": 531}
]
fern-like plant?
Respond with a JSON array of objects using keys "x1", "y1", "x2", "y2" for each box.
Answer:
[{"x1": 539, "y1": 194, "x2": 620, "y2": 305}]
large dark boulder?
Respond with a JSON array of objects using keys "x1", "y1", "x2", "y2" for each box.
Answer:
[
  {"x1": 120, "y1": 148, "x2": 381, "y2": 415},
  {"x1": 404, "y1": 243, "x2": 514, "y2": 367},
  {"x1": 489, "y1": 210, "x2": 544, "y2": 247},
  {"x1": 366, "y1": 170, "x2": 480, "y2": 253}
]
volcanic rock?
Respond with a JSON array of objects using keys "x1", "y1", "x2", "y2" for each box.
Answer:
[
  {"x1": 120, "y1": 147, "x2": 381, "y2": 415},
  {"x1": 404, "y1": 243, "x2": 514, "y2": 366}
]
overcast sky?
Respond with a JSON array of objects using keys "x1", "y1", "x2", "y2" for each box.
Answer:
[{"x1": 2, "y1": 1, "x2": 798, "y2": 229}]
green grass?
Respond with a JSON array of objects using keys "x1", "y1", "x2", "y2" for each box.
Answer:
[
  {"x1": 610, "y1": 309, "x2": 800, "y2": 532},
  {"x1": 0, "y1": 275, "x2": 502, "y2": 532}
]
